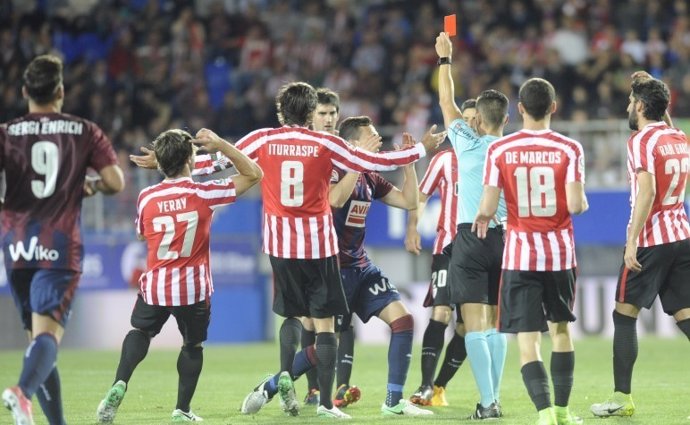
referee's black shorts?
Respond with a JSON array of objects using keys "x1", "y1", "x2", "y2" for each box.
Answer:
[{"x1": 449, "y1": 224, "x2": 504, "y2": 306}]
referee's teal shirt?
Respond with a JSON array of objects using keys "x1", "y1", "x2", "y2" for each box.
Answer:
[{"x1": 447, "y1": 118, "x2": 507, "y2": 227}]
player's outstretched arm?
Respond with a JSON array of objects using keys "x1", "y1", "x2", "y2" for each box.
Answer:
[
  {"x1": 129, "y1": 146, "x2": 157, "y2": 169},
  {"x1": 436, "y1": 32, "x2": 463, "y2": 130},
  {"x1": 381, "y1": 133, "x2": 420, "y2": 209},
  {"x1": 194, "y1": 128, "x2": 262, "y2": 196},
  {"x1": 333, "y1": 125, "x2": 445, "y2": 173},
  {"x1": 329, "y1": 130, "x2": 382, "y2": 207},
  {"x1": 420, "y1": 124, "x2": 447, "y2": 153}
]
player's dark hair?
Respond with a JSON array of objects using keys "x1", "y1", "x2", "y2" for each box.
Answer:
[
  {"x1": 631, "y1": 78, "x2": 670, "y2": 121},
  {"x1": 276, "y1": 82, "x2": 318, "y2": 126},
  {"x1": 460, "y1": 98, "x2": 477, "y2": 113},
  {"x1": 316, "y1": 88, "x2": 340, "y2": 112},
  {"x1": 153, "y1": 129, "x2": 194, "y2": 178},
  {"x1": 23, "y1": 55, "x2": 63, "y2": 105},
  {"x1": 338, "y1": 116, "x2": 372, "y2": 142},
  {"x1": 518, "y1": 78, "x2": 555, "y2": 120},
  {"x1": 476, "y1": 90, "x2": 508, "y2": 128}
]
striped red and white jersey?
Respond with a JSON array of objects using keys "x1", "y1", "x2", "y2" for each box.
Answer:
[
  {"x1": 419, "y1": 149, "x2": 459, "y2": 254},
  {"x1": 136, "y1": 176, "x2": 236, "y2": 306},
  {"x1": 484, "y1": 129, "x2": 585, "y2": 271},
  {"x1": 235, "y1": 126, "x2": 426, "y2": 259},
  {"x1": 193, "y1": 152, "x2": 233, "y2": 176},
  {"x1": 627, "y1": 122, "x2": 690, "y2": 247}
]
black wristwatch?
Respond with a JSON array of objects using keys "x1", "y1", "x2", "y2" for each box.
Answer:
[{"x1": 437, "y1": 57, "x2": 451, "y2": 65}]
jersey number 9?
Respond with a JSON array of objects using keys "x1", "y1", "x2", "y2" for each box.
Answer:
[{"x1": 31, "y1": 141, "x2": 59, "y2": 199}]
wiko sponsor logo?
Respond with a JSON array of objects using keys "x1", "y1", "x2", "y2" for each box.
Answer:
[{"x1": 8, "y1": 237, "x2": 59, "y2": 262}]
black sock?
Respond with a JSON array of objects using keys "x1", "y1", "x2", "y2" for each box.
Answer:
[
  {"x1": 434, "y1": 332, "x2": 467, "y2": 388},
  {"x1": 676, "y1": 318, "x2": 690, "y2": 340},
  {"x1": 279, "y1": 318, "x2": 302, "y2": 375},
  {"x1": 550, "y1": 351, "x2": 574, "y2": 407},
  {"x1": 521, "y1": 361, "x2": 551, "y2": 411},
  {"x1": 301, "y1": 328, "x2": 319, "y2": 391},
  {"x1": 316, "y1": 332, "x2": 337, "y2": 409},
  {"x1": 421, "y1": 319, "x2": 446, "y2": 387},
  {"x1": 176, "y1": 345, "x2": 203, "y2": 412},
  {"x1": 613, "y1": 311, "x2": 637, "y2": 394},
  {"x1": 115, "y1": 330, "x2": 151, "y2": 384},
  {"x1": 36, "y1": 367, "x2": 66, "y2": 425},
  {"x1": 337, "y1": 326, "x2": 355, "y2": 388}
]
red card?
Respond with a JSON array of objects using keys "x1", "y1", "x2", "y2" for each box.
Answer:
[{"x1": 444, "y1": 14, "x2": 457, "y2": 36}]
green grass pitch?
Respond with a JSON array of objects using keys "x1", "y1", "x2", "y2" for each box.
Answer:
[{"x1": 0, "y1": 337, "x2": 688, "y2": 424}]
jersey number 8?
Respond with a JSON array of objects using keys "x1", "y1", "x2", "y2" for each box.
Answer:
[{"x1": 281, "y1": 161, "x2": 304, "y2": 207}]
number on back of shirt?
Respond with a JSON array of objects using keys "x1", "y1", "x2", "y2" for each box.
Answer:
[
  {"x1": 662, "y1": 157, "x2": 689, "y2": 206},
  {"x1": 31, "y1": 141, "x2": 59, "y2": 199},
  {"x1": 152, "y1": 211, "x2": 199, "y2": 260},
  {"x1": 281, "y1": 161, "x2": 304, "y2": 207},
  {"x1": 514, "y1": 166, "x2": 557, "y2": 217}
]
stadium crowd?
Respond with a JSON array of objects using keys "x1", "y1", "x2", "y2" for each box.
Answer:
[
  {"x1": 1, "y1": 0, "x2": 690, "y2": 228},
  {"x1": 3, "y1": 0, "x2": 690, "y2": 142}
]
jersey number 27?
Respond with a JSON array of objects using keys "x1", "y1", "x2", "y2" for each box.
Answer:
[{"x1": 153, "y1": 212, "x2": 199, "y2": 260}]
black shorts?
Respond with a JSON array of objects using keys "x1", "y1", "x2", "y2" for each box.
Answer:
[
  {"x1": 270, "y1": 255, "x2": 349, "y2": 319},
  {"x1": 449, "y1": 224, "x2": 504, "y2": 306},
  {"x1": 130, "y1": 294, "x2": 210, "y2": 345},
  {"x1": 423, "y1": 253, "x2": 452, "y2": 307},
  {"x1": 616, "y1": 239, "x2": 690, "y2": 315},
  {"x1": 498, "y1": 269, "x2": 577, "y2": 334}
]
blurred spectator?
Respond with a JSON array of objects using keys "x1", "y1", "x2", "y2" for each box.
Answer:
[{"x1": 1, "y1": 0, "x2": 689, "y2": 229}]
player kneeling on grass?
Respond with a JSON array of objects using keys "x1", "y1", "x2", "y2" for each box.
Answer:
[{"x1": 96, "y1": 128, "x2": 262, "y2": 423}]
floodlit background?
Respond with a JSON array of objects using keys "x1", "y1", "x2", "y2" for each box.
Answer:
[{"x1": 0, "y1": 0, "x2": 687, "y2": 347}]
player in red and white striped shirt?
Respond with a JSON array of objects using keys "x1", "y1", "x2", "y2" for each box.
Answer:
[
  {"x1": 97, "y1": 128, "x2": 262, "y2": 423},
  {"x1": 474, "y1": 78, "x2": 588, "y2": 425},
  {"x1": 591, "y1": 73, "x2": 690, "y2": 418},
  {"x1": 406, "y1": 99, "x2": 475, "y2": 407},
  {"x1": 238, "y1": 82, "x2": 445, "y2": 419}
]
